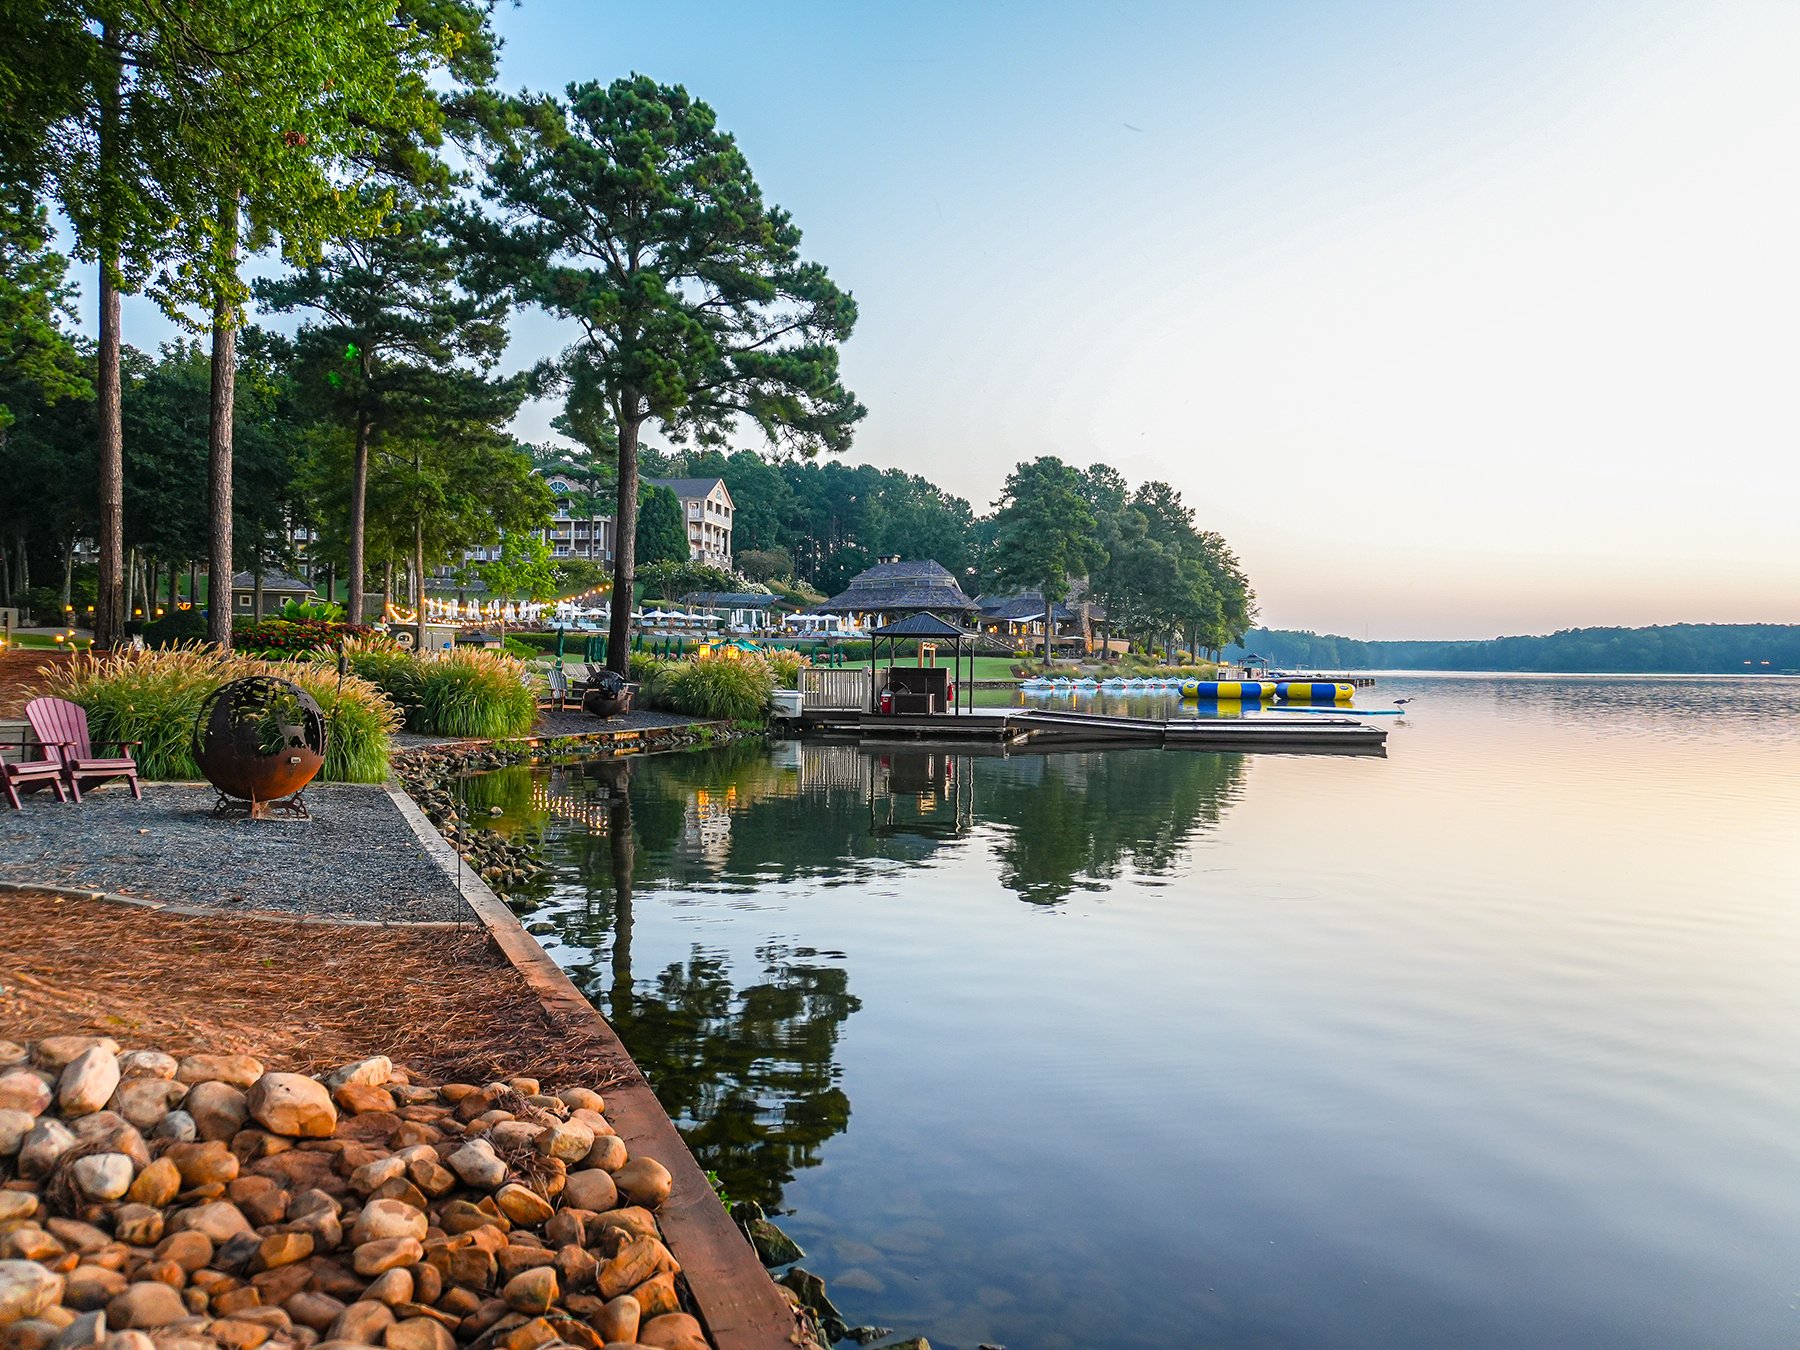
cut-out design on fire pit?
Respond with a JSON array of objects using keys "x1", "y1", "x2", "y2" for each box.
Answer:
[{"x1": 193, "y1": 676, "x2": 327, "y2": 818}]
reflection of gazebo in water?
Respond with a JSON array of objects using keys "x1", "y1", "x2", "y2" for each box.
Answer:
[
  {"x1": 868, "y1": 749, "x2": 974, "y2": 839},
  {"x1": 869, "y1": 612, "x2": 971, "y2": 716}
]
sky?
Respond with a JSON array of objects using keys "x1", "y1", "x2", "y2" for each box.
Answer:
[{"x1": 89, "y1": 0, "x2": 1800, "y2": 639}]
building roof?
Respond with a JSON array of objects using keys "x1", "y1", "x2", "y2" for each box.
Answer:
[
  {"x1": 818, "y1": 559, "x2": 977, "y2": 614},
  {"x1": 645, "y1": 476, "x2": 730, "y2": 502},
  {"x1": 871, "y1": 612, "x2": 969, "y2": 638},
  {"x1": 681, "y1": 592, "x2": 776, "y2": 608},
  {"x1": 230, "y1": 570, "x2": 315, "y2": 593}
]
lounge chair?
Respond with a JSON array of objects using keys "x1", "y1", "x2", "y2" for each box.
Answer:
[
  {"x1": 0, "y1": 737, "x2": 69, "y2": 810},
  {"x1": 23, "y1": 696, "x2": 142, "y2": 803}
]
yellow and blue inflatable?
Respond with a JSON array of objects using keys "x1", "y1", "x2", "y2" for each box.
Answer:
[
  {"x1": 1179, "y1": 680, "x2": 1277, "y2": 700},
  {"x1": 1275, "y1": 681, "x2": 1355, "y2": 702}
]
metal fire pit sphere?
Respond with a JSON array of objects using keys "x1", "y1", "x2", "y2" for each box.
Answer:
[{"x1": 193, "y1": 676, "x2": 327, "y2": 818}]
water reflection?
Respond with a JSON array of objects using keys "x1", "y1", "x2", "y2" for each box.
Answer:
[{"x1": 460, "y1": 740, "x2": 1250, "y2": 1213}]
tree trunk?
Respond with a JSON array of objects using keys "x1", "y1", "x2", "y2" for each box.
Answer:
[
  {"x1": 206, "y1": 191, "x2": 239, "y2": 651},
  {"x1": 252, "y1": 564, "x2": 264, "y2": 620},
  {"x1": 413, "y1": 511, "x2": 426, "y2": 651},
  {"x1": 1043, "y1": 595, "x2": 1054, "y2": 666},
  {"x1": 93, "y1": 31, "x2": 124, "y2": 651},
  {"x1": 1, "y1": 537, "x2": 11, "y2": 604},
  {"x1": 60, "y1": 543, "x2": 74, "y2": 615},
  {"x1": 346, "y1": 412, "x2": 372, "y2": 624},
  {"x1": 606, "y1": 413, "x2": 642, "y2": 675},
  {"x1": 325, "y1": 565, "x2": 336, "y2": 611},
  {"x1": 382, "y1": 560, "x2": 393, "y2": 623},
  {"x1": 124, "y1": 545, "x2": 136, "y2": 625},
  {"x1": 188, "y1": 561, "x2": 198, "y2": 611}
]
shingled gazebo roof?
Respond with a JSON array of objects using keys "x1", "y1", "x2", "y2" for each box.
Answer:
[{"x1": 818, "y1": 560, "x2": 976, "y2": 614}]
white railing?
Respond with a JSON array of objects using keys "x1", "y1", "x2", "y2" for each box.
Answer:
[{"x1": 800, "y1": 667, "x2": 871, "y2": 711}]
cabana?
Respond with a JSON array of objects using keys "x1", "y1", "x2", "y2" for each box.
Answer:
[{"x1": 869, "y1": 612, "x2": 970, "y2": 716}]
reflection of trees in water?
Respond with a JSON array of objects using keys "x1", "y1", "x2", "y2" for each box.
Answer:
[
  {"x1": 976, "y1": 749, "x2": 1248, "y2": 905},
  {"x1": 610, "y1": 944, "x2": 860, "y2": 1211},
  {"x1": 541, "y1": 755, "x2": 861, "y2": 1211}
]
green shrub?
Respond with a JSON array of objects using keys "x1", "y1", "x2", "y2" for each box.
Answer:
[
  {"x1": 655, "y1": 657, "x2": 775, "y2": 722},
  {"x1": 278, "y1": 597, "x2": 344, "y2": 623},
  {"x1": 417, "y1": 649, "x2": 539, "y2": 739},
  {"x1": 42, "y1": 646, "x2": 400, "y2": 782},
  {"x1": 142, "y1": 609, "x2": 208, "y2": 648}
]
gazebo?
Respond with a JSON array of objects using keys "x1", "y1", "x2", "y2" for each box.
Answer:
[{"x1": 869, "y1": 612, "x2": 970, "y2": 716}]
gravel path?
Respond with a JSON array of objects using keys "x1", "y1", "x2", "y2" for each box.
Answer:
[{"x1": 0, "y1": 781, "x2": 477, "y2": 923}]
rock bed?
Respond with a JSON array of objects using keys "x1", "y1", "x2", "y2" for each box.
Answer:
[
  {"x1": 0, "y1": 787, "x2": 472, "y2": 925},
  {"x1": 391, "y1": 728, "x2": 760, "y2": 915},
  {"x1": 0, "y1": 1036, "x2": 714, "y2": 1350}
]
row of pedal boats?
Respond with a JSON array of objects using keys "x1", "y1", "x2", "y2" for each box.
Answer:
[{"x1": 1020, "y1": 676, "x2": 1356, "y2": 702}]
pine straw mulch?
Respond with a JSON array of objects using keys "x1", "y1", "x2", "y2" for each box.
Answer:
[
  {"x1": 0, "y1": 889, "x2": 637, "y2": 1090},
  {"x1": 0, "y1": 648, "x2": 70, "y2": 717}
]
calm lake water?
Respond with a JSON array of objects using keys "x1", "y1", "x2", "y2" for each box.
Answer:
[{"x1": 462, "y1": 675, "x2": 1800, "y2": 1350}]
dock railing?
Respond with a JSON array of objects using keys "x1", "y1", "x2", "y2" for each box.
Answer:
[{"x1": 801, "y1": 666, "x2": 870, "y2": 711}]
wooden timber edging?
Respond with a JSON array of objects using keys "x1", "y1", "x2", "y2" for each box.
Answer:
[{"x1": 384, "y1": 783, "x2": 805, "y2": 1350}]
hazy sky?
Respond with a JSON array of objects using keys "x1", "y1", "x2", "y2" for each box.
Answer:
[{"x1": 94, "y1": 1, "x2": 1800, "y2": 638}]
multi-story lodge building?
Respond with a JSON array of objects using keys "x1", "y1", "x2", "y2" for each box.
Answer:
[{"x1": 643, "y1": 476, "x2": 734, "y2": 569}]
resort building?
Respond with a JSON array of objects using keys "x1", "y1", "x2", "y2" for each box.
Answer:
[
  {"x1": 543, "y1": 473, "x2": 616, "y2": 563},
  {"x1": 644, "y1": 477, "x2": 735, "y2": 569},
  {"x1": 230, "y1": 569, "x2": 317, "y2": 615},
  {"x1": 813, "y1": 559, "x2": 979, "y2": 630}
]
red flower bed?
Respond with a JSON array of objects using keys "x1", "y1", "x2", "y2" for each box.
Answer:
[{"x1": 233, "y1": 618, "x2": 376, "y2": 656}]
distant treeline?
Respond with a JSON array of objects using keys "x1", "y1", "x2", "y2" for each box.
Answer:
[{"x1": 1223, "y1": 623, "x2": 1800, "y2": 674}]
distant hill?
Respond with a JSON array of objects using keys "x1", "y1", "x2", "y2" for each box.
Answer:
[{"x1": 1222, "y1": 623, "x2": 1800, "y2": 674}]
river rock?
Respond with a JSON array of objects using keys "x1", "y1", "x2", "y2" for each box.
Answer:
[
  {"x1": 324, "y1": 1058, "x2": 392, "y2": 1092},
  {"x1": 611, "y1": 1159, "x2": 671, "y2": 1211},
  {"x1": 103, "y1": 1283, "x2": 186, "y2": 1330},
  {"x1": 533, "y1": 1121, "x2": 594, "y2": 1163},
  {"x1": 18, "y1": 1119, "x2": 76, "y2": 1179},
  {"x1": 56, "y1": 1048, "x2": 120, "y2": 1119},
  {"x1": 245, "y1": 1073, "x2": 336, "y2": 1138},
  {"x1": 352, "y1": 1239, "x2": 423, "y2": 1278},
  {"x1": 0, "y1": 1071, "x2": 52, "y2": 1118},
  {"x1": 501, "y1": 1268, "x2": 557, "y2": 1316},
  {"x1": 597, "y1": 1239, "x2": 675, "y2": 1301},
  {"x1": 109, "y1": 1079, "x2": 183, "y2": 1132},
  {"x1": 0, "y1": 1191, "x2": 36, "y2": 1224},
  {"x1": 561, "y1": 1170, "x2": 618, "y2": 1214},
  {"x1": 116, "y1": 1052, "x2": 176, "y2": 1081},
  {"x1": 0, "y1": 1107, "x2": 36, "y2": 1156},
  {"x1": 351, "y1": 1201, "x2": 427, "y2": 1247},
  {"x1": 181, "y1": 1082, "x2": 247, "y2": 1142},
  {"x1": 593, "y1": 1296, "x2": 639, "y2": 1344},
  {"x1": 493, "y1": 1184, "x2": 554, "y2": 1226},
  {"x1": 54, "y1": 1308, "x2": 105, "y2": 1350},
  {"x1": 637, "y1": 1313, "x2": 705, "y2": 1350},
  {"x1": 745, "y1": 1217, "x2": 804, "y2": 1267},
  {"x1": 175, "y1": 1055, "x2": 263, "y2": 1089},
  {"x1": 148, "y1": 1110, "x2": 196, "y2": 1144},
  {"x1": 384, "y1": 1317, "x2": 453, "y2": 1350},
  {"x1": 34, "y1": 1038, "x2": 119, "y2": 1072},
  {"x1": 60, "y1": 1268, "x2": 126, "y2": 1312},
  {"x1": 328, "y1": 1300, "x2": 394, "y2": 1345},
  {"x1": 361, "y1": 1269, "x2": 412, "y2": 1307},
  {"x1": 583, "y1": 1136, "x2": 629, "y2": 1173},
  {"x1": 109, "y1": 1206, "x2": 163, "y2": 1248},
  {"x1": 124, "y1": 1157, "x2": 179, "y2": 1207},
  {"x1": 335, "y1": 1084, "x2": 397, "y2": 1115},
  {"x1": 0, "y1": 1261, "x2": 64, "y2": 1327},
  {"x1": 165, "y1": 1201, "x2": 251, "y2": 1244},
  {"x1": 70, "y1": 1153, "x2": 134, "y2": 1201},
  {"x1": 167, "y1": 1140, "x2": 237, "y2": 1188}
]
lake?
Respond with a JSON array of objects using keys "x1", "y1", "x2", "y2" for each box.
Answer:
[{"x1": 460, "y1": 674, "x2": 1800, "y2": 1350}]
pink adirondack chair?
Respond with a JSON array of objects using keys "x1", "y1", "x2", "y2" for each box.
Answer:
[
  {"x1": 23, "y1": 697, "x2": 142, "y2": 803},
  {"x1": 1, "y1": 737, "x2": 69, "y2": 809}
]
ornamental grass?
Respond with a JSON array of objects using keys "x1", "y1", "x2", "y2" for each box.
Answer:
[
  {"x1": 41, "y1": 646, "x2": 402, "y2": 782},
  {"x1": 654, "y1": 654, "x2": 777, "y2": 722},
  {"x1": 415, "y1": 648, "x2": 539, "y2": 739}
]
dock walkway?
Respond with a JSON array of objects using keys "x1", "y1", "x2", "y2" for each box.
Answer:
[{"x1": 794, "y1": 706, "x2": 1387, "y2": 753}]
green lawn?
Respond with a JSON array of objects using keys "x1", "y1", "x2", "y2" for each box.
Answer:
[{"x1": 832, "y1": 655, "x2": 1024, "y2": 681}]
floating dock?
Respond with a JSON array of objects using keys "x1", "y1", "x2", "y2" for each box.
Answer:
[{"x1": 793, "y1": 707, "x2": 1387, "y2": 754}]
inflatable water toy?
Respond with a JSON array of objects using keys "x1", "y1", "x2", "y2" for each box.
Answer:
[
  {"x1": 1275, "y1": 681, "x2": 1355, "y2": 702},
  {"x1": 1179, "y1": 679, "x2": 1278, "y2": 700}
]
